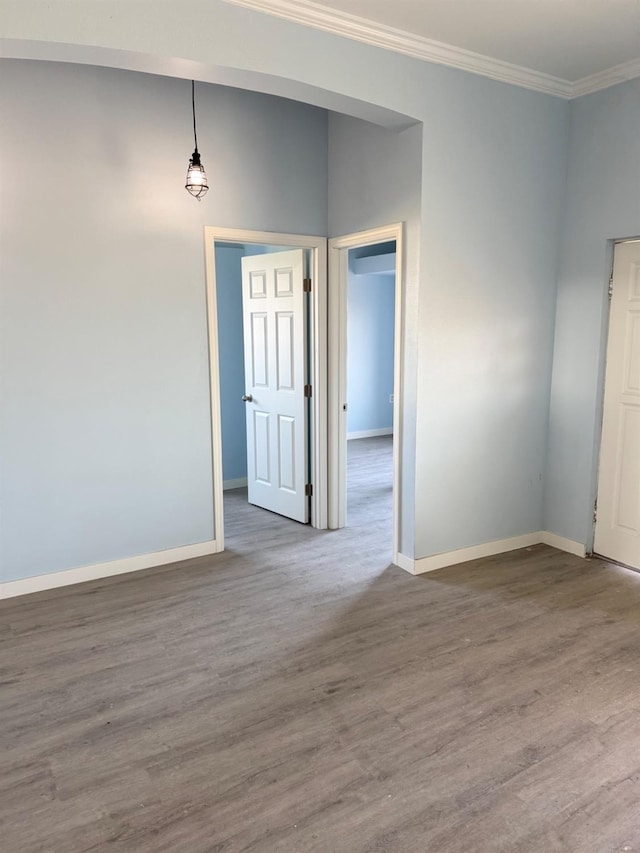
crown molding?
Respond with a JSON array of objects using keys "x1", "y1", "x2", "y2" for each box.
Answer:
[
  {"x1": 223, "y1": 0, "x2": 639, "y2": 99},
  {"x1": 570, "y1": 57, "x2": 640, "y2": 98},
  {"x1": 222, "y1": 0, "x2": 572, "y2": 97}
]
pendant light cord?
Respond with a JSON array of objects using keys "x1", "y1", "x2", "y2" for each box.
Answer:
[
  {"x1": 192, "y1": 80, "x2": 199, "y2": 152},
  {"x1": 185, "y1": 78, "x2": 208, "y2": 199}
]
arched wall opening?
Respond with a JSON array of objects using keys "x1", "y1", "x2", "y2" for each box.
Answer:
[{"x1": 0, "y1": 53, "x2": 422, "y2": 590}]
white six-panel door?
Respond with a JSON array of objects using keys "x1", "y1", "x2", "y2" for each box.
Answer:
[
  {"x1": 594, "y1": 240, "x2": 640, "y2": 569},
  {"x1": 241, "y1": 249, "x2": 308, "y2": 523}
]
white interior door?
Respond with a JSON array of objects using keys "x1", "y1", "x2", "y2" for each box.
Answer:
[
  {"x1": 241, "y1": 249, "x2": 308, "y2": 523},
  {"x1": 594, "y1": 240, "x2": 640, "y2": 569}
]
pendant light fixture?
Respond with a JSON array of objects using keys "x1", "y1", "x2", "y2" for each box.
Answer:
[{"x1": 185, "y1": 80, "x2": 209, "y2": 200}]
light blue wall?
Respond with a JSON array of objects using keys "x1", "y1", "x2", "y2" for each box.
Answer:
[
  {"x1": 1, "y1": 2, "x2": 586, "y2": 569},
  {"x1": 414, "y1": 77, "x2": 568, "y2": 557},
  {"x1": 0, "y1": 60, "x2": 328, "y2": 582},
  {"x1": 544, "y1": 79, "x2": 640, "y2": 547},
  {"x1": 328, "y1": 82, "x2": 568, "y2": 560},
  {"x1": 347, "y1": 263, "x2": 395, "y2": 435},
  {"x1": 215, "y1": 246, "x2": 247, "y2": 483},
  {"x1": 350, "y1": 242, "x2": 397, "y2": 263},
  {"x1": 329, "y1": 115, "x2": 422, "y2": 556}
]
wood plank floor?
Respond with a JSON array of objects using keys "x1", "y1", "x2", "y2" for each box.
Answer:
[{"x1": 2, "y1": 436, "x2": 640, "y2": 852}]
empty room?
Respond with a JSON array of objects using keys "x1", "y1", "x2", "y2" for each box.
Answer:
[{"x1": 1, "y1": 1, "x2": 639, "y2": 850}]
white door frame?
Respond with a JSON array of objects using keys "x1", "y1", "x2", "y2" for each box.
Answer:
[
  {"x1": 328, "y1": 223, "x2": 404, "y2": 563},
  {"x1": 592, "y1": 236, "x2": 640, "y2": 563},
  {"x1": 204, "y1": 226, "x2": 328, "y2": 548}
]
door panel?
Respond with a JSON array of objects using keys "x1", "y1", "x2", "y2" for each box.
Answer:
[
  {"x1": 253, "y1": 410, "x2": 271, "y2": 485},
  {"x1": 613, "y1": 406, "x2": 640, "y2": 531},
  {"x1": 278, "y1": 415, "x2": 296, "y2": 491},
  {"x1": 249, "y1": 269, "x2": 267, "y2": 299},
  {"x1": 276, "y1": 312, "x2": 294, "y2": 390},
  {"x1": 250, "y1": 314, "x2": 268, "y2": 387},
  {"x1": 594, "y1": 240, "x2": 640, "y2": 568},
  {"x1": 241, "y1": 249, "x2": 308, "y2": 523}
]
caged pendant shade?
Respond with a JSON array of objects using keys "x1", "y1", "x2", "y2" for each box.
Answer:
[{"x1": 185, "y1": 80, "x2": 209, "y2": 200}]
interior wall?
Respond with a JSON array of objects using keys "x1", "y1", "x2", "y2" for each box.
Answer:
[
  {"x1": 544, "y1": 79, "x2": 640, "y2": 547},
  {"x1": 414, "y1": 75, "x2": 569, "y2": 558},
  {"x1": 328, "y1": 114, "x2": 423, "y2": 557},
  {"x1": 0, "y1": 59, "x2": 328, "y2": 582},
  {"x1": 347, "y1": 268, "x2": 395, "y2": 436},
  {"x1": 2, "y1": 0, "x2": 577, "y2": 570}
]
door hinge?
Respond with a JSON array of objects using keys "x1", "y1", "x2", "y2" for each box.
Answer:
[
  {"x1": 303, "y1": 278, "x2": 312, "y2": 293},
  {"x1": 608, "y1": 278, "x2": 613, "y2": 300},
  {"x1": 305, "y1": 483, "x2": 313, "y2": 497},
  {"x1": 593, "y1": 498, "x2": 598, "y2": 524},
  {"x1": 304, "y1": 384, "x2": 312, "y2": 398}
]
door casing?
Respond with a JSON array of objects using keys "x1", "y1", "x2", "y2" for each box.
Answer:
[
  {"x1": 328, "y1": 223, "x2": 404, "y2": 565},
  {"x1": 592, "y1": 236, "x2": 640, "y2": 566},
  {"x1": 204, "y1": 227, "x2": 328, "y2": 548}
]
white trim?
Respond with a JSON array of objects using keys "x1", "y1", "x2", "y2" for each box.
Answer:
[
  {"x1": 310, "y1": 233, "x2": 329, "y2": 530},
  {"x1": 0, "y1": 3, "x2": 635, "y2": 99},
  {"x1": 0, "y1": 540, "x2": 220, "y2": 600},
  {"x1": 540, "y1": 531, "x2": 586, "y2": 558},
  {"x1": 204, "y1": 230, "x2": 227, "y2": 552},
  {"x1": 223, "y1": 0, "x2": 571, "y2": 97},
  {"x1": 328, "y1": 239, "x2": 347, "y2": 530},
  {"x1": 328, "y1": 223, "x2": 404, "y2": 564},
  {"x1": 395, "y1": 531, "x2": 587, "y2": 575},
  {"x1": 347, "y1": 427, "x2": 393, "y2": 440},
  {"x1": 2, "y1": 526, "x2": 589, "y2": 599},
  {"x1": 223, "y1": 477, "x2": 248, "y2": 490},
  {"x1": 570, "y1": 58, "x2": 640, "y2": 98},
  {"x1": 204, "y1": 226, "x2": 328, "y2": 534},
  {"x1": 402, "y1": 533, "x2": 542, "y2": 575},
  {"x1": 394, "y1": 551, "x2": 415, "y2": 574},
  {"x1": 592, "y1": 239, "x2": 640, "y2": 569},
  {"x1": 224, "y1": 0, "x2": 639, "y2": 98}
]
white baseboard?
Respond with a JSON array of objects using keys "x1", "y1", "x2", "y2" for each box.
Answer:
[
  {"x1": 2, "y1": 527, "x2": 587, "y2": 601},
  {"x1": 347, "y1": 427, "x2": 393, "y2": 440},
  {"x1": 0, "y1": 539, "x2": 221, "y2": 600},
  {"x1": 406, "y1": 533, "x2": 542, "y2": 575},
  {"x1": 395, "y1": 530, "x2": 586, "y2": 576},
  {"x1": 223, "y1": 477, "x2": 248, "y2": 490},
  {"x1": 394, "y1": 552, "x2": 415, "y2": 573},
  {"x1": 540, "y1": 530, "x2": 586, "y2": 558}
]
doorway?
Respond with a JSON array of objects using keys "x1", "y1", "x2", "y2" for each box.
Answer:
[
  {"x1": 594, "y1": 238, "x2": 640, "y2": 570},
  {"x1": 328, "y1": 223, "x2": 404, "y2": 563},
  {"x1": 204, "y1": 227, "x2": 328, "y2": 550},
  {"x1": 345, "y1": 242, "x2": 396, "y2": 542}
]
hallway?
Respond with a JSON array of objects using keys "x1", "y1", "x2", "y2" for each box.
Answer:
[{"x1": 223, "y1": 434, "x2": 393, "y2": 564}]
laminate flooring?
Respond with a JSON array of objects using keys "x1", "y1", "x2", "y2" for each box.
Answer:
[{"x1": 2, "y1": 436, "x2": 640, "y2": 852}]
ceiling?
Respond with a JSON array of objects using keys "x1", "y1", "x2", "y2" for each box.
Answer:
[{"x1": 226, "y1": 0, "x2": 640, "y2": 96}]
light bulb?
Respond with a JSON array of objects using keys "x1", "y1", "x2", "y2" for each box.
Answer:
[{"x1": 185, "y1": 149, "x2": 209, "y2": 200}]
